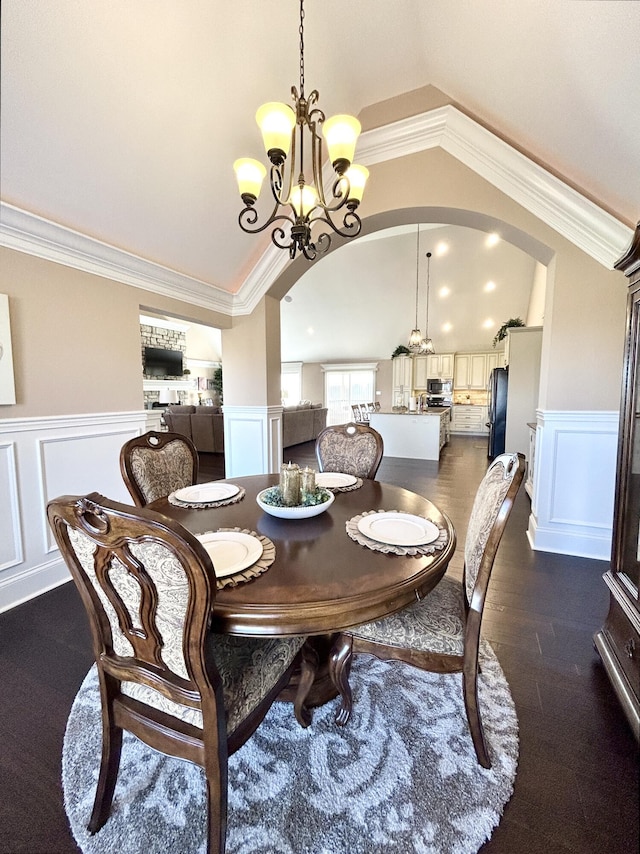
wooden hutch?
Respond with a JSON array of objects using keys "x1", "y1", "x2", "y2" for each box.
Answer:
[{"x1": 594, "y1": 222, "x2": 640, "y2": 739}]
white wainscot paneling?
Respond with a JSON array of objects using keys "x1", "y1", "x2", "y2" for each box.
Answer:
[
  {"x1": 0, "y1": 411, "x2": 151, "y2": 612},
  {"x1": 223, "y1": 406, "x2": 283, "y2": 477},
  {"x1": 0, "y1": 442, "x2": 23, "y2": 571},
  {"x1": 527, "y1": 411, "x2": 618, "y2": 560}
]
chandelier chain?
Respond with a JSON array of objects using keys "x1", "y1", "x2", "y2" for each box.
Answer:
[
  {"x1": 299, "y1": 0, "x2": 305, "y2": 98},
  {"x1": 415, "y1": 226, "x2": 420, "y2": 327}
]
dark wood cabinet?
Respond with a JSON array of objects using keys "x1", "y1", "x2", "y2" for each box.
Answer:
[{"x1": 594, "y1": 223, "x2": 640, "y2": 739}]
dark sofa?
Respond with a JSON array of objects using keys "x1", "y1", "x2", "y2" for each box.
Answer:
[{"x1": 163, "y1": 403, "x2": 327, "y2": 452}]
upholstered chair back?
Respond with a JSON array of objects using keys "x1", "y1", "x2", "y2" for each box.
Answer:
[
  {"x1": 120, "y1": 430, "x2": 199, "y2": 506},
  {"x1": 315, "y1": 422, "x2": 384, "y2": 479},
  {"x1": 47, "y1": 493, "x2": 220, "y2": 729},
  {"x1": 463, "y1": 452, "x2": 524, "y2": 605}
]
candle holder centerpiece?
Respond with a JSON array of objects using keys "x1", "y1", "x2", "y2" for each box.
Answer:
[{"x1": 256, "y1": 463, "x2": 334, "y2": 518}]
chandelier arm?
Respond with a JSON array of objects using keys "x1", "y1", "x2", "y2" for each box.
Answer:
[
  {"x1": 238, "y1": 206, "x2": 295, "y2": 236},
  {"x1": 268, "y1": 160, "x2": 293, "y2": 209},
  {"x1": 309, "y1": 208, "x2": 363, "y2": 240}
]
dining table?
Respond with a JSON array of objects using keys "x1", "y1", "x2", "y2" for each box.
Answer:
[{"x1": 149, "y1": 473, "x2": 456, "y2": 708}]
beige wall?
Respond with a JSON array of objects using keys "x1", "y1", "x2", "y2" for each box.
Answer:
[
  {"x1": 1, "y1": 247, "x2": 230, "y2": 418},
  {"x1": 222, "y1": 295, "x2": 282, "y2": 407}
]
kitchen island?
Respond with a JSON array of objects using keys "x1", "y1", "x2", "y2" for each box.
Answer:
[{"x1": 369, "y1": 408, "x2": 450, "y2": 461}]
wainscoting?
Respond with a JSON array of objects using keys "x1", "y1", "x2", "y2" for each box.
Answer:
[
  {"x1": 527, "y1": 410, "x2": 619, "y2": 560},
  {"x1": 0, "y1": 410, "x2": 162, "y2": 613}
]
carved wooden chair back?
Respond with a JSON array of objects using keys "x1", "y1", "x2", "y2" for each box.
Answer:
[
  {"x1": 329, "y1": 452, "x2": 525, "y2": 768},
  {"x1": 120, "y1": 430, "x2": 199, "y2": 506},
  {"x1": 315, "y1": 422, "x2": 384, "y2": 479},
  {"x1": 47, "y1": 492, "x2": 304, "y2": 853}
]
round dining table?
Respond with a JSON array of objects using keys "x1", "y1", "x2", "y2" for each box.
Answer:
[{"x1": 150, "y1": 473, "x2": 456, "y2": 708}]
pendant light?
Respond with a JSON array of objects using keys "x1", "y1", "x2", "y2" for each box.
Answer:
[
  {"x1": 408, "y1": 226, "x2": 423, "y2": 353},
  {"x1": 420, "y1": 251, "x2": 435, "y2": 354}
]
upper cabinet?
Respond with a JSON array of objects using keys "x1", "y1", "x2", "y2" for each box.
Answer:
[
  {"x1": 454, "y1": 351, "x2": 502, "y2": 390},
  {"x1": 392, "y1": 354, "x2": 413, "y2": 406},
  {"x1": 413, "y1": 355, "x2": 428, "y2": 390},
  {"x1": 426, "y1": 353, "x2": 454, "y2": 379}
]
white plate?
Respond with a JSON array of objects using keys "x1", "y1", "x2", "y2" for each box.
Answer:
[
  {"x1": 174, "y1": 482, "x2": 239, "y2": 503},
  {"x1": 256, "y1": 488, "x2": 335, "y2": 519},
  {"x1": 316, "y1": 472, "x2": 358, "y2": 489},
  {"x1": 357, "y1": 512, "x2": 440, "y2": 546},
  {"x1": 196, "y1": 531, "x2": 263, "y2": 577}
]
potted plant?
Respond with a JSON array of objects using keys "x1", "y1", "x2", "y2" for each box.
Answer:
[
  {"x1": 493, "y1": 318, "x2": 525, "y2": 348},
  {"x1": 391, "y1": 345, "x2": 411, "y2": 358}
]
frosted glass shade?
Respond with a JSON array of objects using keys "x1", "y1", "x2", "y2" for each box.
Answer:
[
  {"x1": 289, "y1": 184, "x2": 318, "y2": 218},
  {"x1": 323, "y1": 114, "x2": 361, "y2": 170},
  {"x1": 234, "y1": 158, "x2": 267, "y2": 201},
  {"x1": 345, "y1": 164, "x2": 369, "y2": 204},
  {"x1": 408, "y1": 328, "x2": 423, "y2": 349},
  {"x1": 256, "y1": 102, "x2": 296, "y2": 158}
]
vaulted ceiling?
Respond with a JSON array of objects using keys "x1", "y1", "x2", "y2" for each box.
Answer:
[{"x1": 2, "y1": 0, "x2": 639, "y2": 310}]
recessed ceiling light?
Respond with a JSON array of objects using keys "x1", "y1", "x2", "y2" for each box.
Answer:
[
  {"x1": 439, "y1": 286, "x2": 450, "y2": 298},
  {"x1": 484, "y1": 281, "x2": 496, "y2": 292},
  {"x1": 486, "y1": 233, "x2": 500, "y2": 247},
  {"x1": 307, "y1": 327, "x2": 314, "y2": 335},
  {"x1": 483, "y1": 318, "x2": 495, "y2": 328},
  {"x1": 284, "y1": 295, "x2": 293, "y2": 303},
  {"x1": 442, "y1": 322, "x2": 452, "y2": 332},
  {"x1": 435, "y1": 241, "x2": 449, "y2": 256}
]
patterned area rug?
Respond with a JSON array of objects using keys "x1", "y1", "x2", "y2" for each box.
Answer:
[{"x1": 62, "y1": 643, "x2": 518, "y2": 854}]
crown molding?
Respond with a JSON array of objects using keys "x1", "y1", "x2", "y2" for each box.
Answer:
[
  {"x1": 1, "y1": 104, "x2": 633, "y2": 319},
  {"x1": 0, "y1": 203, "x2": 234, "y2": 315}
]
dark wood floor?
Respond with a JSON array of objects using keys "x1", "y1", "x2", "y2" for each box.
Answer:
[{"x1": 1, "y1": 437, "x2": 637, "y2": 853}]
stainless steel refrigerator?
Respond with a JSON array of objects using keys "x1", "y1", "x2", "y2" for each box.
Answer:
[{"x1": 487, "y1": 367, "x2": 508, "y2": 459}]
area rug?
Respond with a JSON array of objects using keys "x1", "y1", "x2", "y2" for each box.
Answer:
[{"x1": 62, "y1": 642, "x2": 518, "y2": 854}]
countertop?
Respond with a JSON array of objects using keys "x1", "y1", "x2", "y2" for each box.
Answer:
[{"x1": 376, "y1": 408, "x2": 450, "y2": 416}]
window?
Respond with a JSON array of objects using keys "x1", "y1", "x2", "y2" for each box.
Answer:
[
  {"x1": 322, "y1": 363, "x2": 378, "y2": 425},
  {"x1": 281, "y1": 362, "x2": 302, "y2": 406}
]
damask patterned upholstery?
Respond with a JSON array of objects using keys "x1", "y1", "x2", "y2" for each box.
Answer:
[
  {"x1": 350, "y1": 575, "x2": 464, "y2": 655},
  {"x1": 68, "y1": 527, "x2": 303, "y2": 735},
  {"x1": 129, "y1": 439, "x2": 196, "y2": 504},
  {"x1": 315, "y1": 423, "x2": 384, "y2": 479}
]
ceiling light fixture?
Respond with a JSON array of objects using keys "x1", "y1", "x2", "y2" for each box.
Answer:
[
  {"x1": 420, "y1": 251, "x2": 435, "y2": 354},
  {"x1": 233, "y1": 0, "x2": 368, "y2": 261},
  {"x1": 408, "y1": 226, "x2": 423, "y2": 353}
]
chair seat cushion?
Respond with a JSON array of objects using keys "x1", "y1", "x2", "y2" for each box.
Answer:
[
  {"x1": 350, "y1": 575, "x2": 465, "y2": 656},
  {"x1": 122, "y1": 634, "x2": 304, "y2": 734}
]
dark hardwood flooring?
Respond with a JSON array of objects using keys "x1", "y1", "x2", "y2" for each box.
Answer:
[{"x1": 1, "y1": 437, "x2": 637, "y2": 853}]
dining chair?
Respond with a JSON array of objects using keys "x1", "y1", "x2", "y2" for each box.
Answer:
[
  {"x1": 47, "y1": 492, "x2": 308, "y2": 854},
  {"x1": 329, "y1": 452, "x2": 525, "y2": 768},
  {"x1": 120, "y1": 430, "x2": 199, "y2": 506},
  {"x1": 315, "y1": 422, "x2": 384, "y2": 479}
]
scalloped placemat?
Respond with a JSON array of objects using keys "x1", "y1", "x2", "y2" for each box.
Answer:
[
  {"x1": 168, "y1": 486, "x2": 246, "y2": 509},
  {"x1": 201, "y1": 526, "x2": 275, "y2": 589},
  {"x1": 346, "y1": 510, "x2": 449, "y2": 556},
  {"x1": 325, "y1": 477, "x2": 363, "y2": 493}
]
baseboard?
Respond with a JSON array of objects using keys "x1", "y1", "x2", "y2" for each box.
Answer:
[{"x1": 0, "y1": 556, "x2": 70, "y2": 614}]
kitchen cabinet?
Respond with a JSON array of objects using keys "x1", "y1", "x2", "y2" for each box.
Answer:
[
  {"x1": 450, "y1": 405, "x2": 488, "y2": 435},
  {"x1": 413, "y1": 355, "x2": 428, "y2": 390},
  {"x1": 454, "y1": 352, "x2": 501, "y2": 390},
  {"x1": 426, "y1": 353, "x2": 454, "y2": 378},
  {"x1": 370, "y1": 409, "x2": 449, "y2": 461},
  {"x1": 594, "y1": 223, "x2": 640, "y2": 739},
  {"x1": 392, "y1": 354, "x2": 413, "y2": 408}
]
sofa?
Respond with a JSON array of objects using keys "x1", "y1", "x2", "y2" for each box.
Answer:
[{"x1": 163, "y1": 403, "x2": 327, "y2": 453}]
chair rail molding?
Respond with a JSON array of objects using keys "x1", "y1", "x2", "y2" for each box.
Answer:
[
  {"x1": 527, "y1": 409, "x2": 619, "y2": 560},
  {"x1": 0, "y1": 410, "x2": 159, "y2": 613},
  {"x1": 2, "y1": 106, "x2": 632, "y2": 318}
]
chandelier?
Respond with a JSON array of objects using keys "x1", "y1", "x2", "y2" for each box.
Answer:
[
  {"x1": 419, "y1": 251, "x2": 435, "y2": 354},
  {"x1": 408, "y1": 226, "x2": 423, "y2": 353},
  {"x1": 233, "y1": 0, "x2": 369, "y2": 261}
]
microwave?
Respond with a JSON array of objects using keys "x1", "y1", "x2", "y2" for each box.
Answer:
[{"x1": 427, "y1": 378, "x2": 452, "y2": 395}]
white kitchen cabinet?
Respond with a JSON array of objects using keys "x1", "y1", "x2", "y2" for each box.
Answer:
[
  {"x1": 427, "y1": 353, "x2": 454, "y2": 378},
  {"x1": 486, "y1": 351, "x2": 501, "y2": 378},
  {"x1": 413, "y1": 355, "x2": 428, "y2": 390},
  {"x1": 469, "y1": 354, "x2": 487, "y2": 388},
  {"x1": 392, "y1": 355, "x2": 413, "y2": 407},
  {"x1": 454, "y1": 352, "x2": 501, "y2": 390},
  {"x1": 450, "y1": 404, "x2": 488, "y2": 434}
]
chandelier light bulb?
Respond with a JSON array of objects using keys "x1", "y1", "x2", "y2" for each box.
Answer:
[
  {"x1": 323, "y1": 114, "x2": 361, "y2": 173},
  {"x1": 233, "y1": 158, "x2": 267, "y2": 204},
  {"x1": 289, "y1": 184, "x2": 318, "y2": 218},
  {"x1": 256, "y1": 102, "x2": 296, "y2": 162},
  {"x1": 345, "y1": 164, "x2": 369, "y2": 205}
]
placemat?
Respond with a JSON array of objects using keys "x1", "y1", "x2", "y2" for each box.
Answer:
[
  {"x1": 201, "y1": 526, "x2": 275, "y2": 588},
  {"x1": 326, "y1": 477, "x2": 363, "y2": 493},
  {"x1": 167, "y1": 486, "x2": 246, "y2": 509},
  {"x1": 346, "y1": 510, "x2": 449, "y2": 556}
]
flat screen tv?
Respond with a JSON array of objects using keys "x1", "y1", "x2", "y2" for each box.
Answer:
[{"x1": 144, "y1": 346, "x2": 183, "y2": 377}]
